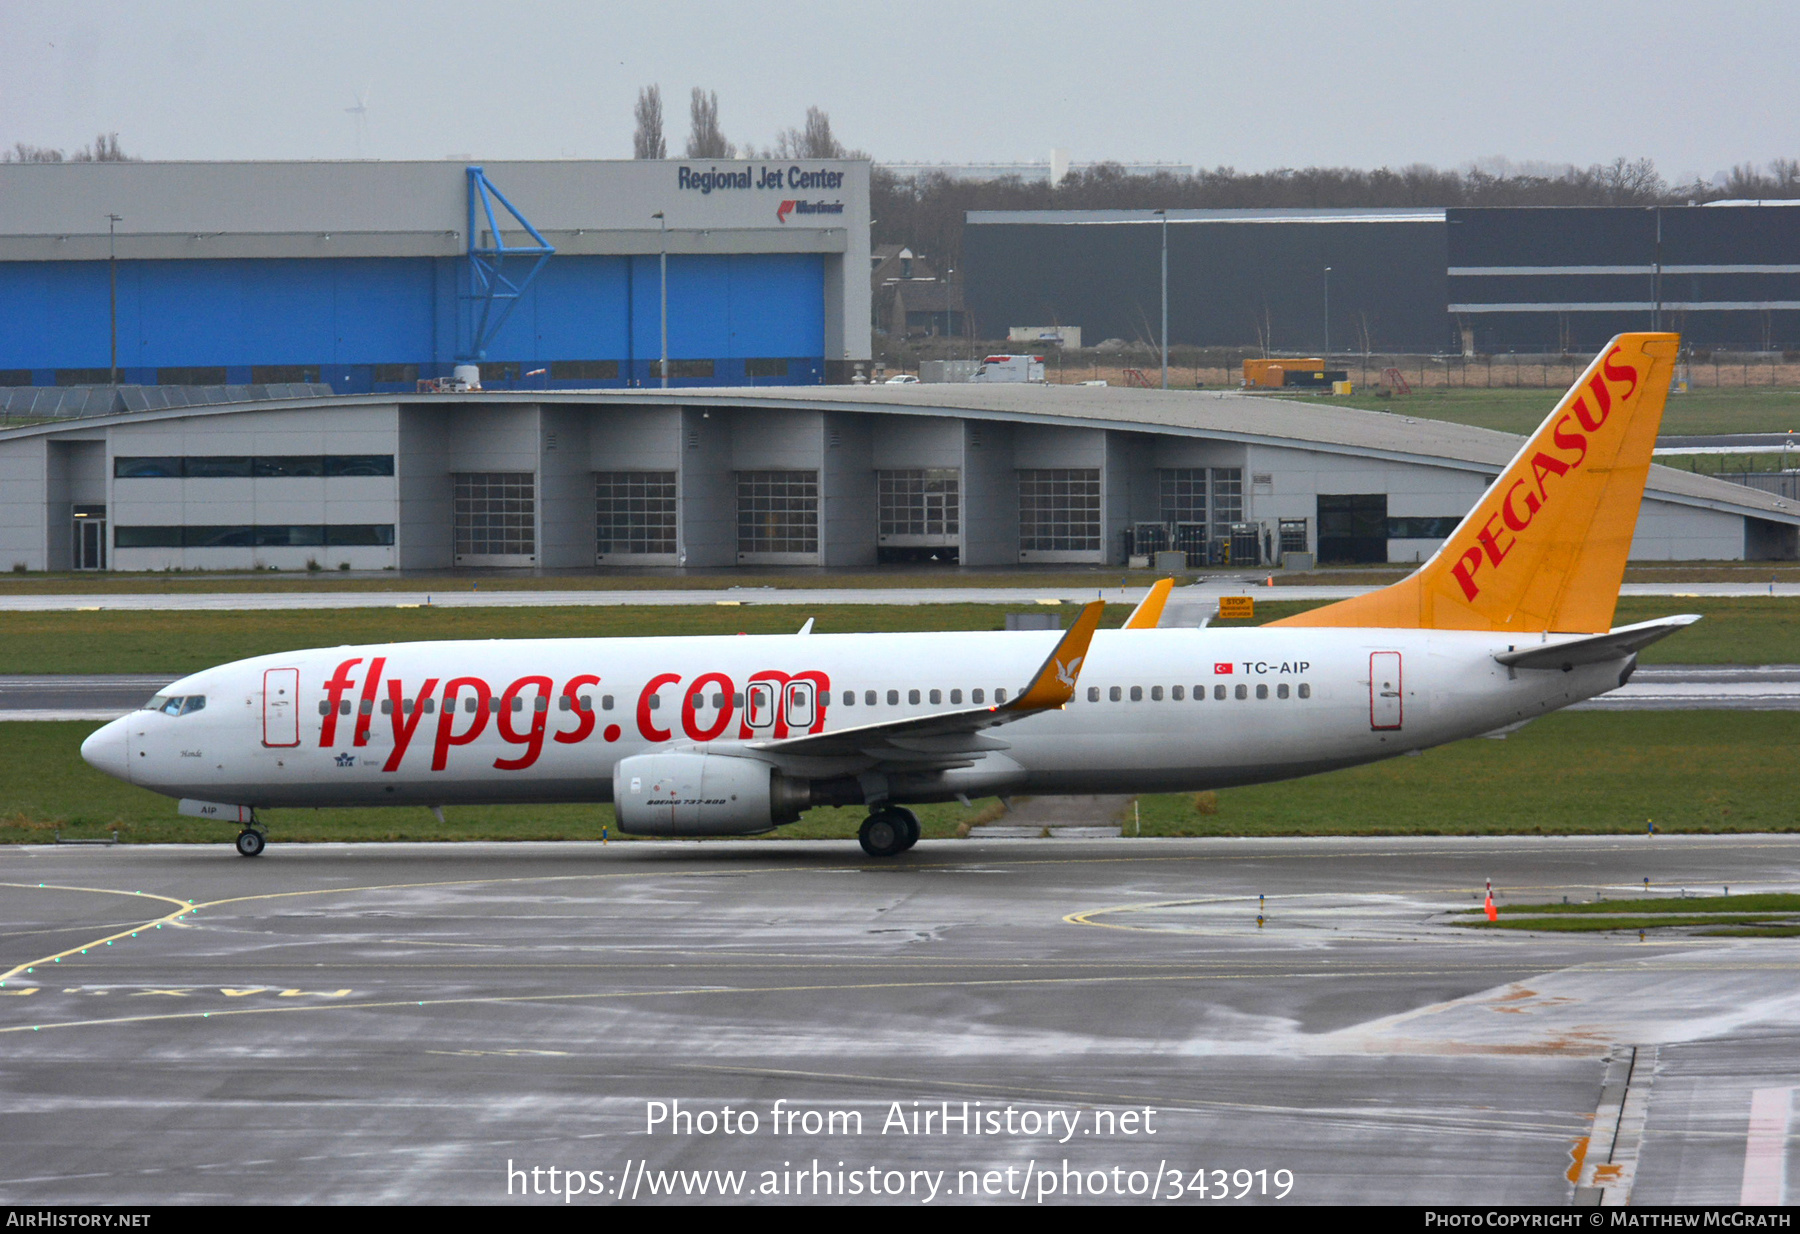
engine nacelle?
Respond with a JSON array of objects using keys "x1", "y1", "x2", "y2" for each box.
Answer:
[{"x1": 612, "y1": 751, "x2": 809, "y2": 836}]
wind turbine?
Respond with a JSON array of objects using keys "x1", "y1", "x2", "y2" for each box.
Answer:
[{"x1": 345, "y1": 88, "x2": 369, "y2": 158}]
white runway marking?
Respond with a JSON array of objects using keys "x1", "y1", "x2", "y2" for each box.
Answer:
[{"x1": 1741, "y1": 1086, "x2": 1793, "y2": 1205}]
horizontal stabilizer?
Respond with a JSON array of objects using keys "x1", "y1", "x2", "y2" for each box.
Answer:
[{"x1": 1494, "y1": 615, "x2": 1701, "y2": 671}]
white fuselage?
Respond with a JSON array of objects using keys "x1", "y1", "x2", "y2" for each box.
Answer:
[{"x1": 80, "y1": 627, "x2": 1630, "y2": 813}]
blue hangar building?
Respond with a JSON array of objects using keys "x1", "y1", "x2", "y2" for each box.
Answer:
[{"x1": 0, "y1": 158, "x2": 872, "y2": 393}]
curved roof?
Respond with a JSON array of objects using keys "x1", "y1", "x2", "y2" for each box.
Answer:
[{"x1": 5, "y1": 383, "x2": 1794, "y2": 525}]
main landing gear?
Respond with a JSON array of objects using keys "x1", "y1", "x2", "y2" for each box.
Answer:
[
  {"x1": 858, "y1": 806, "x2": 920, "y2": 858},
  {"x1": 234, "y1": 826, "x2": 266, "y2": 858}
]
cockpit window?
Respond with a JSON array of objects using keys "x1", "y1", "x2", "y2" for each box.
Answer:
[
  {"x1": 181, "y1": 696, "x2": 205, "y2": 715},
  {"x1": 147, "y1": 694, "x2": 205, "y2": 716},
  {"x1": 144, "y1": 694, "x2": 170, "y2": 712}
]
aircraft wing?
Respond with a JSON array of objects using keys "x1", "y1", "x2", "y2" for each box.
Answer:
[
  {"x1": 1494, "y1": 614, "x2": 1701, "y2": 670},
  {"x1": 736, "y1": 600, "x2": 1105, "y2": 769}
]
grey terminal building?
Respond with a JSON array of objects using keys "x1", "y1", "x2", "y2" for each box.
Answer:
[{"x1": 0, "y1": 384, "x2": 1793, "y2": 574}]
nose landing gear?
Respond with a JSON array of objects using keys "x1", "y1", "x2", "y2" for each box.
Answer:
[
  {"x1": 858, "y1": 807, "x2": 920, "y2": 858},
  {"x1": 234, "y1": 827, "x2": 266, "y2": 858}
]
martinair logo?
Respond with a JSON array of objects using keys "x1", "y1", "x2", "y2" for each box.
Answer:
[
  {"x1": 1448, "y1": 345, "x2": 1641, "y2": 603},
  {"x1": 777, "y1": 199, "x2": 845, "y2": 223}
]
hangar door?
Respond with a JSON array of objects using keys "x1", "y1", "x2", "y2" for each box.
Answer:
[{"x1": 1318, "y1": 494, "x2": 1388, "y2": 564}]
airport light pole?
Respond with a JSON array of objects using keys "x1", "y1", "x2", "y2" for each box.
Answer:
[
  {"x1": 107, "y1": 214, "x2": 122, "y2": 386},
  {"x1": 653, "y1": 211, "x2": 668, "y2": 388},
  {"x1": 1323, "y1": 266, "x2": 1332, "y2": 368},
  {"x1": 1154, "y1": 209, "x2": 1169, "y2": 389}
]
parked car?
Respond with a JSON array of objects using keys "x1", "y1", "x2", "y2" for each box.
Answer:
[{"x1": 884, "y1": 374, "x2": 919, "y2": 384}]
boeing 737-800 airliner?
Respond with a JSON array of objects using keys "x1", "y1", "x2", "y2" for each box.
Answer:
[{"x1": 81, "y1": 333, "x2": 1693, "y2": 858}]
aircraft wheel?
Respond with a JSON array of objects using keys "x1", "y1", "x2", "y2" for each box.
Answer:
[
  {"x1": 894, "y1": 808, "x2": 921, "y2": 851},
  {"x1": 858, "y1": 811, "x2": 907, "y2": 858},
  {"x1": 235, "y1": 829, "x2": 266, "y2": 858}
]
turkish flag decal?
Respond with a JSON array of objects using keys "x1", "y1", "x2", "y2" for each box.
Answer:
[{"x1": 1213, "y1": 663, "x2": 1233, "y2": 674}]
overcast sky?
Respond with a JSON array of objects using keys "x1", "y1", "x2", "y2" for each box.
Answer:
[{"x1": 3, "y1": 0, "x2": 1794, "y2": 183}]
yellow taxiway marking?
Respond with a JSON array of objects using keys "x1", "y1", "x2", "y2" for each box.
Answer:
[{"x1": 0, "y1": 883, "x2": 197, "y2": 987}]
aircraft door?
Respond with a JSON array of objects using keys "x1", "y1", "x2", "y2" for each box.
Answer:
[
  {"x1": 745, "y1": 681, "x2": 778, "y2": 733},
  {"x1": 263, "y1": 667, "x2": 301, "y2": 747},
  {"x1": 1369, "y1": 652, "x2": 1403, "y2": 730},
  {"x1": 784, "y1": 680, "x2": 815, "y2": 732}
]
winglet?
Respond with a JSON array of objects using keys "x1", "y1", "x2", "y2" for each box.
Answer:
[
  {"x1": 1008, "y1": 599, "x2": 1105, "y2": 710},
  {"x1": 1122, "y1": 578, "x2": 1175, "y2": 629}
]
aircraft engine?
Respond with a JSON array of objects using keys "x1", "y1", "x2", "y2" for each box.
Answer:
[{"x1": 612, "y1": 751, "x2": 809, "y2": 836}]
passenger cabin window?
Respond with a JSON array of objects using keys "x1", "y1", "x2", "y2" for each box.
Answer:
[
  {"x1": 1109, "y1": 686, "x2": 1121, "y2": 702},
  {"x1": 1235, "y1": 685, "x2": 1248, "y2": 700},
  {"x1": 909, "y1": 689, "x2": 921, "y2": 705},
  {"x1": 1087, "y1": 687, "x2": 1099, "y2": 703},
  {"x1": 929, "y1": 689, "x2": 941, "y2": 704},
  {"x1": 1214, "y1": 685, "x2": 1227, "y2": 700},
  {"x1": 951, "y1": 689, "x2": 962, "y2": 704},
  {"x1": 1130, "y1": 686, "x2": 1143, "y2": 702},
  {"x1": 864, "y1": 690, "x2": 877, "y2": 705},
  {"x1": 1151, "y1": 686, "x2": 1163, "y2": 701},
  {"x1": 1172, "y1": 686, "x2": 1184, "y2": 700},
  {"x1": 995, "y1": 688, "x2": 1007, "y2": 703},
  {"x1": 887, "y1": 690, "x2": 899, "y2": 705},
  {"x1": 1256, "y1": 684, "x2": 1269, "y2": 699},
  {"x1": 1277, "y1": 683, "x2": 1289, "y2": 699},
  {"x1": 1298, "y1": 683, "x2": 1312, "y2": 698},
  {"x1": 972, "y1": 689, "x2": 984, "y2": 704}
]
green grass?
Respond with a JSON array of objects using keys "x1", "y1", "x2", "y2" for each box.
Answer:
[
  {"x1": 1130, "y1": 710, "x2": 1800, "y2": 837},
  {"x1": 1459, "y1": 914, "x2": 1796, "y2": 932},
  {"x1": 0, "y1": 602, "x2": 1137, "y2": 674},
  {"x1": 1324, "y1": 385, "x2": 1800, "y2": 436},
  {"x1": 10, "y1": 710, "x2": 1799, "y2": 845},
  {"x1": 0, "y1": 594, "x2": 1791, "y2": 674},
  {"x1": 1464, "y1": 893, "x2": 1800, "y2": 915},
  {"x1": 1216, "y1": 596, "x2": 1800, "y2": 665}
]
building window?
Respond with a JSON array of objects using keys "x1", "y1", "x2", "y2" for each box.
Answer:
[
  {"x1": 0, "y1": 370, "x2": 32, "y2": 387},
  {"x1": 878, "y1": 469, "x2": 960, "y2": 542},
  {"x1": 652, "y1": 359, "x2": 716, "y2": 379},
  {"x1": 1387, "y1": 516, "x2": 1461, "y2": 539},
  {"x1": 372, "y1": 364, "x2": 419, "y2": 384},
  {"x1": 1210, "y1": 468, "x2": 1243, "y2": 540},
  {"x1": 113, "y1": 525, "x2": 394, "y2": 549},
  {"x1": 1280, "y1": 518, "x2": 1309, "y2": 554},
  {"x1": 482, "y1": 362, "x2": 521, "y2": 382},
  {"x1": 551, "y1": 360, "x2": 620, "y2": 381},
  {"x1": 454, "y1": 472, "x2": 536, "y2": 559},
  {"x1": 183, "y1": 457, "x2": 253, "y2": 478},
  {"x1": 251, "y1": 365, "x2": 321, "y2": 384},
  {"x1": 1018, "y1": 468, "x2": 1100, "y2": 552},
  {"x1": 1159, "y1": 468, "x2": 1207, "y2": 527},
  {"x1": 55, "y1": 368, "x2": 111, "y2": 386},
  {"x1": 736, "y1": 470, "x2": 818, "y2": 555},
  {"x1": 745, "y1": 358, "x2": 790, "y2": 378},
  {"x1": 155, "y1": 366, "x2": 227, "y2": 386},
  {"x1": 113, "y1": 454, "x2": 394, "y2": 479},
  {"x1": 595, "y1": 471, "x2": 677, "y2": 555}
]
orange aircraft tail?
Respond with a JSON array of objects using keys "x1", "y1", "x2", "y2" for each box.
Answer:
[{"x1": 1270, "y1": 332, "x2": 1680, "y2": 634}]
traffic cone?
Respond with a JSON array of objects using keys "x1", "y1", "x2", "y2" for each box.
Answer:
[{"x1": 1484, "y1": 880, "x2": 1498, "y2": 923}]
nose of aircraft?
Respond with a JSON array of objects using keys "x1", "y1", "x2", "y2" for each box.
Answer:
[{"x1": 81, "y1": 718, "x2": 132, "y2": 784}]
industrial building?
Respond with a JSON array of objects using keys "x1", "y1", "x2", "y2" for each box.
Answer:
[
  {"x1": 0, "y1": 384, "x2": 1791, "y2": 573},
  {"x1": 962, "y1": 204, "x2": 1800, "y2": 354},
  {"x1": 0, "y1": 158, "x2": 872, "y2": 394}
]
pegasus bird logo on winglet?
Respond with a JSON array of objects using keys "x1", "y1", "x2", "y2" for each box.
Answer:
[{"x1": 1055, "y1": 655, "x2": 1083, "y2": 688}]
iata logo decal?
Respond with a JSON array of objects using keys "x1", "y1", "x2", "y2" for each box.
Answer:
[{"x1": 1449, "y1": 345, "x2": 1641, "y2": 603}]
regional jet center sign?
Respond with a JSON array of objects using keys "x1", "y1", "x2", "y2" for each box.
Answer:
[{"x1": 676, "y1": 163, "x2": 850, "y2": 226}]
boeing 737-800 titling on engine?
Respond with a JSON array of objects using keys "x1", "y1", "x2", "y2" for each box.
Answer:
[{"x1": 82, "y1": 333, "x2": 1695, "y2": 859}]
